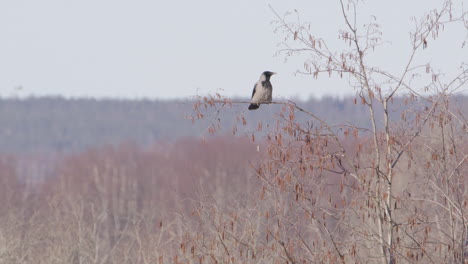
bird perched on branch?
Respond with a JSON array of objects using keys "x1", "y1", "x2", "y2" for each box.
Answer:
[{"x1": 248, "y1": 71, "x2": 276, "y2": 110}]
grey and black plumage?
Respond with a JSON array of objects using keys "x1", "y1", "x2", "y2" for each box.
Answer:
[{"x1": 248, "y1": 71, "x2": 276, "y2": 110}]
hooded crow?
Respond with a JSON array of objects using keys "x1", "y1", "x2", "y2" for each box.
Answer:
[{"x1": 248, "y1": 71, "x2": 276, "y2": 110}]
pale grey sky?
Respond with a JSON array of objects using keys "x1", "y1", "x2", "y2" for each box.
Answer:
[{"x1": 0, "y1": 0, "x2": 466, "y2": 99}]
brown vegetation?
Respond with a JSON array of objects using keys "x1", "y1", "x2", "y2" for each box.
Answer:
[{"x1": 0, "y1": 138, "x2": 261, "y2": 263}]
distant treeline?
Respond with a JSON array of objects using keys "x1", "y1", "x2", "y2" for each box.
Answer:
[{"x1": 0, "y1": 95, "x2": 466, "y2": 153}]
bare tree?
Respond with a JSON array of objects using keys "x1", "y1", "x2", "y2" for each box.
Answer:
[{"x1": 189, "y1": 0, "x2": 468, "y2": 263}]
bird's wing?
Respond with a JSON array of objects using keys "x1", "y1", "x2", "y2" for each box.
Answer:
[{"x1": 251, "y1": 84, "x2": 257, "y2": 99}]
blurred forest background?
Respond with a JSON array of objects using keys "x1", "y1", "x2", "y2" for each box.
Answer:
[
  {"x1": 1, "y1": 95, "x2": 467, "y2": 263},
  {"x1": 0, "y1": 95, "x2": 387, "y2": 184},
  {"x1": 0, "y1": 96, "x2": 380, "y2": 153},
  {"x1": 3, "y1": 96, "x2": 468, "y2": 153},
  {"x1": 0, "y1": 95, "x2": 382, "y2": 262}
]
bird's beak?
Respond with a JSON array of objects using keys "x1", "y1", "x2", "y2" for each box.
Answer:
[{"x1": 272, "y1": 72, "x2": 277, "y2": 75}]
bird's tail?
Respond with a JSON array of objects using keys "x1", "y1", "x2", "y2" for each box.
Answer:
[{"x1": 248, "y1": 104, "x2": 260, "y2": 110}]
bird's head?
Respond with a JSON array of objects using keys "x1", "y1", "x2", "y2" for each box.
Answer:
[{"x1": 262, "y1": 71, "x2": 277, "y2": 79}]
